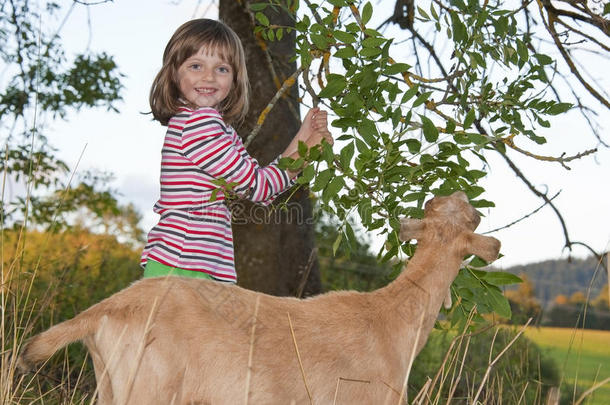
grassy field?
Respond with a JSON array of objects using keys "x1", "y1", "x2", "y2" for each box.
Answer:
[{"x1": 525, "y1": 327, "x2": 610, "y2": 405}]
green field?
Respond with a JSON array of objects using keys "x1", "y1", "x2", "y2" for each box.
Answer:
[{"x1": 525, "y1": 327, "x2": 610, "y2": 405}]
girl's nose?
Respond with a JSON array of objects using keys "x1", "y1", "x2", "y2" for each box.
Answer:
[{"x1": 200, "y1": 68, "x2": 214, "y2": 81}]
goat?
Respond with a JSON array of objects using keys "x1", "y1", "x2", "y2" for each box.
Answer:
[{"x1": 18, "y1": 191, "x2": 500, "y2": 404}]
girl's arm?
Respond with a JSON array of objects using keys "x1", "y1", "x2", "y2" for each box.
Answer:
[{"x1": 181, "y1": 108, "x2": 292, "y2": 205}]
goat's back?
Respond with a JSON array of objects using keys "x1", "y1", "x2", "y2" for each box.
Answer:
[{"x1": 18, "y1": 276, "x2": 411, "y2": 404}]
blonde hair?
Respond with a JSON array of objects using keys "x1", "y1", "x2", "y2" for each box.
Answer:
[{"x1": 150, "y1": 19, "x2": 250, "y2": 126}]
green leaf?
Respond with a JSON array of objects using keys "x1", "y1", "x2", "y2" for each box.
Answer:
[
  {"x1": 323, "y1": 176, "x2": 345, "y2": 202},
  {"x1": 417, "y1": 6, "x2": 430, "y2": 19},
  {"x1": 300, "y1": 164, "x2": 315, "y2": 183},
  {"x1": 401, "y1": 84, "x2": 419, "y2": 103},
  {"x1": 322, "y1": 142, "x2": 335, "y2": 165},
  {"x1": 547, "y1": 102, "x2": 572, "y2": 115},
  {"x1": 344, "y1": 221, "x2": 357, "y2": 249},
  {"x1": 605, "y1": 3, "x2": 610, "y2": 15},
  {"x1": 249, "y1": 3, "x2": 268, "y2": 11},
  {"x1": 298, "y1": 140, "x2": 308, "y2": 157},
  {"x1": 430, "y1": 3, "x2": 439, "y2": 20},
  {"x1": 358, "y1": 199, "x2": 372, "y2": 226},
  {"x1": 332, "y1": 232, "x2": 343, "y2": 256},
  {"x1": 463, "y1": 108, "x2": 476, "y2": 129},
  {"x1": 467, "y1": 132, "x2": 488, "y2": 145},
  {"x1": 362, "y1": 2, "x2": 373, "y2": 25},
  {"x1": 420, "y1": 116, "x2": 439, "y2": 142},
  {"x1": 210, "y1": 187, "x2": 221, "y2": 202},
  {"x1": 516, "y1": 38, "x2": 528, "y2": 62},
  {"x1": 450, "y1": 12, "x2": 467, "y2": 43},
  {"x1": 470, "y1": 199, "x2": 495, "y2": 208},
  {"x1": 334, "y1": 46, "x2": 357, "y2": 59},
  {"x1": 345, "y1": 22, "x2": 361, "y2": 33},
  {"x1": 404, "y1": 191, "x2": 426, "y2": 202},
  {"x1": 482, "y1": 271, "x2": 523, "y2": 286},
  {"x1": 339, "y1": 142, "x2": 354, "y2": 170},
  {"x1": 412, "y1": 91, "x2": 432, "y2": 108},
  {"x1": 384, "y1": 63, "x2": 410, "y2": 75},
  {"x1": 362, "y1": 37, "x2": 386, "y2": 48},
  {"x1": 312, "y1": 169, "x2": 333, "y2": 192},
  {"x1": 534, "y1": 53, "x2": 553, "y2": 65},
  {"x1": 255, "y1": 12, "x2": 269, "y2": 27},
  {"x1": 360, "y1": 47, "x2": 383, "y2": 58},
  {"x1": 311, "y1": 33, "x2": 328, "y2": 50},
  {"x1": 333, "y1": 30, "x2": 356, "y2": 44},
  {"x1": 406, "y1": 139, "x2": 421, "y2": 153},
  {"x1": 358, "y1": 120, "x2": 379, "y2": 146},
  {"x1": 446, "y1": 119, "x2": 456, "y2": 134},
  {"x1": 484, "y1": 286, "x2": 512, "y2": 318},
  {"x1": 319, "y1": 75, "x2": 347, "y2": 98},
  {"x1": 466, "y1": 169, "x2": 486, "y2": 180}
]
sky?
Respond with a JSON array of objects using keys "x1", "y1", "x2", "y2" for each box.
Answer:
[{"x1": 34, "y1": 0, "x2": 610, "y2": 269}]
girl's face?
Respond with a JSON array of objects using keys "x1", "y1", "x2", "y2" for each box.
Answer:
[{"x1": 177, "y1": 46, "x2": 233, "y2": 110}]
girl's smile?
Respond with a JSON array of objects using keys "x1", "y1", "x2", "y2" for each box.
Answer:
[{"x1": 177, "y1": 47, "x2": 233, "y2": 109}]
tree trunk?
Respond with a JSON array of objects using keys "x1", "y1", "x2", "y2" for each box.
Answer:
[{"x1": 219, "y1": 1, "x2": 321, "y2": 296}]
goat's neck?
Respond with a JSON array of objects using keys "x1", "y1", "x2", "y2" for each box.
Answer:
[{"x1": 376, "y1": 239, "x2": 463, "y2": 350}]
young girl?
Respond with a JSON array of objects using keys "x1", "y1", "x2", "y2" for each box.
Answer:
[{"x1": 140, "y1": 19, "x2": 332, "y2": 283}]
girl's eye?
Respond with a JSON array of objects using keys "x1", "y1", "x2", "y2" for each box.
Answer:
[
  {"x1": 189, "y1": 64, "x2": 201, "y2": 70},
  {"x1": 218, "y1": 66, "x2": 230, "y2": 73}
]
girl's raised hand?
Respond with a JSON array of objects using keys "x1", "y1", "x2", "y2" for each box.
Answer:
[
  {"x1": 282, "y1": 107, "x2": 333, "y2": 177},
  {"x1": 296, "y1": 107, "x2": 333, "y2": 150}
]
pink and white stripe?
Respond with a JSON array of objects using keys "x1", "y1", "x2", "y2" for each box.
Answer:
[{"x1": 141, "y1": 107, "x2": 294, "y2": 282}]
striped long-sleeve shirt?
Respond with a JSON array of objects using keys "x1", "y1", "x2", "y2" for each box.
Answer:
[{"x1": 140, "y1": 107, "x2": 294, "y2": 282}]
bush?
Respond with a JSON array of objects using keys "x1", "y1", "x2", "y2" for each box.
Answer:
[
  {"x1": 409, "y1": 325, "x2": 561, "y2": 404},
  {"x1": 3, "y1": 227, "x2": 142, "y2": 403},
  {"x1": 544, "y1": 304, "x2": 610, "y2": 330}
]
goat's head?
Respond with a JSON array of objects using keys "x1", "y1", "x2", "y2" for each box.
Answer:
[{"x1": 399, "y1": 191, "x2": 500, "y2": 263}]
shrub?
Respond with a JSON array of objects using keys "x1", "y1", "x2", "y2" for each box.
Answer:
[{"x1": 409, "y1": 325, "x2": 560, "y2": 404}]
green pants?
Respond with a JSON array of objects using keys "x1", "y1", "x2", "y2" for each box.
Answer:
[{"x1": 143, "y1": 260, "x2": 214, "y2": 280}]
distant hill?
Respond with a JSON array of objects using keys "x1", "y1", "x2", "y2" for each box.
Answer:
[{"x1": 503, "y1": 256, "x2": 608, "y2": 308}]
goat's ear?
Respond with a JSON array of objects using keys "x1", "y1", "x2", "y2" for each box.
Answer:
[
  {"x1": 399, "y1": 218, "x2": 425, "y2": 241},
  {"x1": 466, "y1": 233, "x2": 501, "y2": 263}
]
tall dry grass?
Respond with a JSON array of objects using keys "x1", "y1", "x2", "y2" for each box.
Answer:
[{"x1": 1, "y1": 217, "x2": 97, "y2": 404}]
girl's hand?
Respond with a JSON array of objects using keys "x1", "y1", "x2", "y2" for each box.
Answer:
[
  {"x1": 282, "y1": 107, "x2": 333, "y2": 177},
  {"x1": 306, "y1": 108, "x2": 333, "y2": 148},
  {"x1": 285, "y1": 108, "x2": 333, "y2": 155}
]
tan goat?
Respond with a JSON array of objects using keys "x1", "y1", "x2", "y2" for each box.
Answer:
[{"x1": 18, "y1": 191, "x2": 500, "y2": 404}]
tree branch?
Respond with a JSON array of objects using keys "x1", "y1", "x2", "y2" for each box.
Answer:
[
  {"x1": 501, "y1": 135, "x2": 597, "y2": 169},
  {"x1": 538, "y1": 1, "x2": 610, "y2": 109},
  {"x1": 493, "y1": 142, "x2": 601, "y2": 261},
  {"x1": 245, "y1": 67, "x2": 304, "y2": 147}
]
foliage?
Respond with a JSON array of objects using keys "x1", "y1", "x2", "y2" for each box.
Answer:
[
  {"x1": 3, "y1": 227, "x2": 141, "y2": 327},
  {"x1": 591, "y1": 285, "x2": 609, "y2": 310},
  {"x1": 544, "y1": 304, "x2": 610, "y2": 331},
  {"x1": 501, "y1": 257, "x2": 610, "y2": 330},
  {"x1": 0, "y1": 0, "x2": 125, "y2": 232},
  {"x1": 28, "y1": 170, "x2": 145, "y2": 244},
  {"x1": 315, "y1": 206, "x2": 393, "y2": 291},
  {"x1": 505, "y1": 255, "x2": 608, "y2": 308},
  {"x1": 411, "y1": 326, "x2": 561, "y2": 404},
  {"x1": 250, "y1": 0, "x2": 607, "y2": 326},
  {"x1": 504, "y1": 273, "x2": 543, "y2": 325},
  {"x1": 3, "y1": 227, "x2": 141, "y2": 403}
]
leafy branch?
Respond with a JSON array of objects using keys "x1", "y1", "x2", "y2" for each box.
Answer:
[{"x1": 244, "y1": 0, "x2": 607, "y2": 323}]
